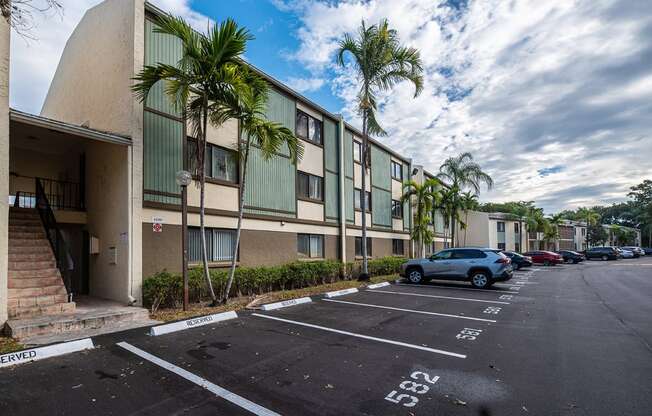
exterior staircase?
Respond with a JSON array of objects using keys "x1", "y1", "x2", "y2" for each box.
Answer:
[{"x1": 7, "y1": 208, "x2": 76, "y2": 319}]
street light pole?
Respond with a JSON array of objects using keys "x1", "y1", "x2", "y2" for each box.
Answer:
[{"x1": 176, "y1": 170, "x2": 192, "y2": 311}]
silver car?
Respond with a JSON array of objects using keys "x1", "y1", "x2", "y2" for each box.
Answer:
[{"x1": 400, "y1": 248, "x2": 513, "y2": 289}]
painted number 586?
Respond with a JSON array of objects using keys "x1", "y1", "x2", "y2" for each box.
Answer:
[{"x1": 384, "y1": 371, "x2": 440, "y2": 408}]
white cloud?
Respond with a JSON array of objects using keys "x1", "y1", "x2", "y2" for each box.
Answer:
[
  {"x1": 275, "y1": 0, "x2": 652, "y2": 213},
  {"x1": 284, "y1": 76, "x2": 325, "y2": 93},
  {"x1": 9, "y1": 0, "x2": 210, "y2": 114}
]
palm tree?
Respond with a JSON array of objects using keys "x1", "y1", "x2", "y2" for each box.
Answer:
[
  {"x1": 436, "y1": 152, "x2": 493, "y2": 247},
  {"x1": 577, "y1": 207, "x2": 600, "y2": 248},
  {"x1": 438, "y1": 185, "x2": 461, "y2": 249},
  {"x1": 132, "y1": 14, "x2": 252, "y2": 304},
  {"x1": 460, "y1": 191, "x2": 478, "y2": 247},
  {"x1": 220, "y1": 68, "x2": 303, "y2": 304},
  {"x1": 401, "y1": 178, "x2": 441, "y2": 258},
  {"x1": 509, "y1": 202, "x2": 533, "y2": 252},
  {"x1": 337, "y1": 19, "x2": 423, "y2": 278},
  {"x1": 524, "y1": 207, "x2": 547, "y2": 250},
  {"x1": 548, "y1": 213, "x2": 565, "y2": 250}
]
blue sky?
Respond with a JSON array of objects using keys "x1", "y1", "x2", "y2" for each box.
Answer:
[{"x1": 9, "y1": 0, "x2": 652, "y2": 213}]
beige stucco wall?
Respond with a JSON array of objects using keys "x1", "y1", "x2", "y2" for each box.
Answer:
[
  {"x1": 189, "y1": 117, "x2": 239, "y2": 150},
  {"x1": 0, "y1": 14, "x2": 9, "y2": 325},
  {"x1": 297, "y1": 140, "x2": 323, "y2": 177},
  {"x1": 297, "y1": 200, "x2": 324, "y2": 222},
  {"x1": 40, "y1": 0, "x2": 144, "y2": 305},
  {"x1": 296, "y1": 102, "x2": 323, "y2": 121},
  {"x1": 457, "y1": 210, "x2": 490, "y2": 247},
  {"x1": 354, "y1": 164, "x2": 371, "y2": 191},
  {"x1": 85, "y1": 140, "x2": 131, "y2": 303},
  {"x1": 391, "y1": 178, "x2": 402, "y2": 200},
  {"x1": 187, "y1": 182, "x2": 238, "y2": 212}
]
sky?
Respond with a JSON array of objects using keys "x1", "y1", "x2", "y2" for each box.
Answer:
[{"x1": 9, "y1": 0, "x2": 652, "y2": 213}]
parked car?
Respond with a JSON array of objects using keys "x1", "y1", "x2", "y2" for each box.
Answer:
[
  {"x1": 522, "y1": 250, "x2": 564, "y2": 266},
  {"x1": 618, "y1": 248, "x2": 635, "y2": 259},
  {"x1": 556, "y1": 250, "x2": 585, "y2": 264},
  {"x1": 585, "y1": 246, "x2": 620, "y2": 260},
  {"x1": 643, "y1": 247, "x2": 652, "y2": 255},
  {"x1": 621, "y1": 246, "x2": 645, "y2": 257},
  {"x1": 501, "y1": 251, "x2": 533, "y2": 270},
  {"x1": 400, "y1": 248, "x2": 513, "y2": 289}
]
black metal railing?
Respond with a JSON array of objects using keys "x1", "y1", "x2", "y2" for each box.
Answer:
[
  {"x1": 35, "y1": 178, "x2": 74, "y2": 300},
  {"x1": 12, "y1": 176, "x2": 83, "y2": 211},
  {"x1": 12, "y1": 191, "x2": 37, "y2": 208}
]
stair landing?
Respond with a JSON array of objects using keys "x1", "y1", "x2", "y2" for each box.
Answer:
[{"x1": 5, "y1": 296, "x2": 159, "y2": 345}]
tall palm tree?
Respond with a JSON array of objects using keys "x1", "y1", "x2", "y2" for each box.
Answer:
[
  {"x1": 438, "y1": 185, "x2": 461, "y2": 249},
  {"x1": 524, "y1": 207, "x2": 547, "y2": 250},
  {"x1": 132, "y1": 14, "x2": 252, "y2": 304},
  {"x1": 219, "y1": 68, "x2": 303, "y2": 304},
  {"x1": 401, "y1": 178, "x2": 441, "y2": 258},
  {"x1": 577, "y1": 207, "x2": 600, "y2": 248},
  {"x1": 337, "y1": 19, "x2": 423, "y2": 279},
  {"x1": 509, "y1": 202, "x2": 532, "y2": 252},
  {"x1": 548, "y1": 213, "x2": 564, "y2": 250},
  {"x1": 460, "y1": 191, "x2": 479, "y2": 247},
  {"x1": 436, "y1": 152, "x2": 493, "y2": 247}
]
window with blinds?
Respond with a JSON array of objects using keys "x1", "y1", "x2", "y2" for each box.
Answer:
[
  {"x1": 297, "y1": 234, "x2": 324, "y2": 258},
  {"x1": 189, "y1": 227, "x2": 236, "y2": 262}
]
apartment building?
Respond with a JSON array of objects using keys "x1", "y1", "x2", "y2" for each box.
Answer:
[
  {"x1": 603, "y1": 224, "x2": 641, "y2": 247},
  {"x1": 453, "y1": 211, "x2": 527, "y2": 252},
  {"x1": 0, "y1": 0, "x2": 413, "y2": 331}
]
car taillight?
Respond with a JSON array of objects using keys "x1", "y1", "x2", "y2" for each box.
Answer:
[{"x1": 495, "y1": 258, "x2": 510, "y2": 264}]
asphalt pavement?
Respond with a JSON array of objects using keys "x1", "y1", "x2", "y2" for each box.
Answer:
[{"x1": 1, "y1": 257, "x2": 651, "y2": 415}]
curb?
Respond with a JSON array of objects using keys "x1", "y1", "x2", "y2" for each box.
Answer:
[
  {"x1": 367, "y1": 282, "x2": 391, "y2": 289},
  {"x1": 260, "y1": 297, "x2": 312, "y2": 311},
  {"x1": 0, "y1": 338, "x2": 94, "y2": 369},
  {"x1": 149, "y1": 311, "x2": 238, "y2": 336},
  {"x1": 324, "y1": 288, "x2": 359, "y2": 298}
]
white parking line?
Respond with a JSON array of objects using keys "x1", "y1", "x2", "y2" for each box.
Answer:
[
  {"x1": 251, "y1": 313, "x2": 467, "y2": 359},
  {"x1": 368, "y1": 289, "x2": 510, "y2": 304},
  {"x1": 117, "y1": 342, "x2": 281, "y2": 416},
  {"x1": 515, "y1": 281, "x2": 539, "y2": 285},
  {"x1": 322, "y1": 298, "x2": 497, "y2": 323},
  {"x1": 396, "y1": 283, "x2": 518, "y2": 294}
]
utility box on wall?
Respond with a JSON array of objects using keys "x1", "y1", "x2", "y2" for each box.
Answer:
[{"x1": 89, "y1": 236, "x2": 100, "y2": 254}]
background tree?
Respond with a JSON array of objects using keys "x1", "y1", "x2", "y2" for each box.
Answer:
[
  {"x1": 460, "y1": 191, "x2": 479, "y2": 247},
  {"x1": 401, "y1": 178, "x2": 441, "y2": 258},
  {"x1": 587, "y1": 224, "x2": 608, "y2": 246},
  {"x1": 548, "y1": 213, "x2": 564, "y2": 250},
  {"x1": 436, "y1": 152, "x2": 493, "y2": 247},
  {"x1": 220, "y1": 68, "x2": 303, "y2": 304},
  {"x1": 133, "y1": 14, "x2": 252, "y2": 305},
  {"x1": 1, "y1": 0, "x2": 61, "y2": 38},
  {"x1": 337, "y1": 19, "x2": 423, "y2": 279},
  {"x1": 576, "y1": 207, "x2": 600, "y2": 248}
]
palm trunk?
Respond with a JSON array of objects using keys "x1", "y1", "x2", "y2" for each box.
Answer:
[
  {"x1": 359, "y1": 108, "x2": 369, "y2": 279},
  {"x1": 222, "y1": 135, "x2": 251, "y2": 304},
  {"x1": 463, "y1": 210, "x2": 468, "y2": 247},
  {"x1": 450, "y1": 213, "x2": 456, "y2": 248},
  {"x1": 199, "y1": 102, "x2": 217, "y2": 304}
]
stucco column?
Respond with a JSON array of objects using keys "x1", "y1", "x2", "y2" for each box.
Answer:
[
  {"x1": 0, "y1": 16, "x2": 10, "y2": 325},
  {"x1": 337, "y1": 115, "x2": 346, "y2": 263}
]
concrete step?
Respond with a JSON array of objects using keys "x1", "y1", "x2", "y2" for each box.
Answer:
[
  {"x1": 9, "y1": 268, "x2": 60, "y2": 279},
  {"x1": 8, "y1": 260, "x2": 56, "y2": 271},
  {"x1": 9, "y1": 211, "x2": 40, "y2": 220},
  {"x1": 8, "y1": 252, "x2": 54, "y2": 262},
  {"x1": 9, "y1": 225, "x2": 43, "y2": 233},
  {"x1": 9, "y1": 231, "x2": 46, "y2": 240},
  {"x1": 8, "y1": 301, "x2": 76, "y2": 319},
  {"x1": 8, "y1": 245, "x2": 51, "y2": 254},
  {"x1": 9, "y1": 285, "x2": 68, "y2": 298},
  {"x1": 8, "y1": 238, "x2": 50, "y2": 248},
  {"x1": 6, "y1": 305, "x2": 150, "y2": 340},
  {"x1": 9, "y1": 218, "x2": 42, "y2": 226},
  {"x1": 8, "y1": 294, "x2": 69, "y2": 309},
  {"x1": 8, "y1": 276, "x2": 63, "y2": 289}
]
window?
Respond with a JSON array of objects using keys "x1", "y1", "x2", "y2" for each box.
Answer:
[
  {"x1": 514, "y1": 223, "x2": 520, "y2": 233},
  {"x1": 432, "y1": 250, "x2": 453, "y2": 260},
  {"x1": 392, "y1": 239, "x2": 405, "y2": 255},
  {"x1": 298, "y1": 234, "x2": 324, "y2": 258},
  {"x1": 355, "y1": 237, "x2": 372, "y2": 257},
  {"x1": 189, "y1": 227, "x2": 236, "y2": 262},
  {"x1": 497, "y1": 243, "x2": 506, "y2": 250},
  {"x1": 296, "y1": 110, "x2": 322, "y2": 145},
  {"x1": 187, "y1": 139, "x2": 238, "y2": 184},
  {"x1": 515, "y1": 243, "x2": 521, "y2": 253},
  {"x1": 391, "y1": 200, "x2": 403, "y2": 218},
  {"x1": 497, "y1": 221, "x2": 506, "y2": 232},
  {"x1": 453, "y1": 249, "x2": 487, "y2": 259},
  {"x1": 354, "y1": 188, "x2": 371, "y2": 211},
  {"x1": 353, "y1": 141, "x2": 361, "y2": 162},
  {"x1": 391, "y1": 161, "x2": 403, "y2": 180},
  {"x1": 297, "y1": 172, "x2": 323, "y2": 201}
]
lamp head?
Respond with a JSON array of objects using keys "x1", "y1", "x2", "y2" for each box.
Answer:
[{"x1": 175, "y1": 170, "x2": 192, "y2": 187}]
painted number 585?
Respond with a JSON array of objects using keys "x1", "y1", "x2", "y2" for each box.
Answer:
[{"x1": 384, "y1": 371, "x2": 440, "y2": 408}]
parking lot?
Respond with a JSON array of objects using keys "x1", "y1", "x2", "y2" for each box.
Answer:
[{"x1": 1, "y1": 258, "x2": 651, "y2": 415}]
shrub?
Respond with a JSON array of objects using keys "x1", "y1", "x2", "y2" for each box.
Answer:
[{"x1": 142, "y1": 257, "x2": 403, "y2": 309}]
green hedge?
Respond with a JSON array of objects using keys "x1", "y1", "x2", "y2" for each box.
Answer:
[{"x1": 143, "y1": 256, "x2": 404, "y2": 311}]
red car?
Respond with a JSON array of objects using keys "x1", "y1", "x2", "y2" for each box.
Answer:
[{"x1": 523, "y1": 250, "x2": 564, "y2": 266}]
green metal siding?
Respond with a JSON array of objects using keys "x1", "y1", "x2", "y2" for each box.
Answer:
[
  {"x1": 370, "y1": 145, "x2": 391, "y2": 191},
  {"x1": 325, "y1": 171, "x2": 339, "y2": 220},
  {"x1": 344, "y1": 131, "x2": 354, "y2": 178},
  {"x1": 243, "y1": 146, "x2": 296, "y2": 216},
  {"x1": 345, "y1": 178, "x2": 354, "y2": 222},
  {"x1": 144, "y1": 19, "x2": 183, "y2": 117},
  {"x1": 324, "y1": 118, "x2": 338, "y2": 173},
  {"x1": 265, "y1": 88, "x2": 295, "y2": 157},
  {"x1": 143, "y1": 111, "x2": 183, "y2": 204},
  {"x1": 372, "y1": 188, "x2": 392, "y2": 227},
  {"x1": 403, "y1": 163, "x2": 410, "y2": 231}
]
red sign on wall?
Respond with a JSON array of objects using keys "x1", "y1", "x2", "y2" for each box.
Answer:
[{"x1": 152, "y1": 223, "x2": 162, "y2": 233}]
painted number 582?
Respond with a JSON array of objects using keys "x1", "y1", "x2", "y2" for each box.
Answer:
[{"x1": 384, "y1": 371, "x2": 440, "y2": 408}]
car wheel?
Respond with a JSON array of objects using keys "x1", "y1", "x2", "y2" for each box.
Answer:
[
  {"x1": 407, "y1": 268, "x2": 423, "y2": 284},
  {"x1": 513, "y1": 262, "x2": 520, "y2": 271},
  {"x1": 544, "y1": 260, "x2": 551, "y2": 266},
  {"x1": 573, "y1": 259, "x2": 579, "y2": 264},
  {"x1": 601, "y1": 255, "x2": 608, "y2": 261},
  {"x1": 470, "y1": 271, "x2": 490, "y2": 289}
]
